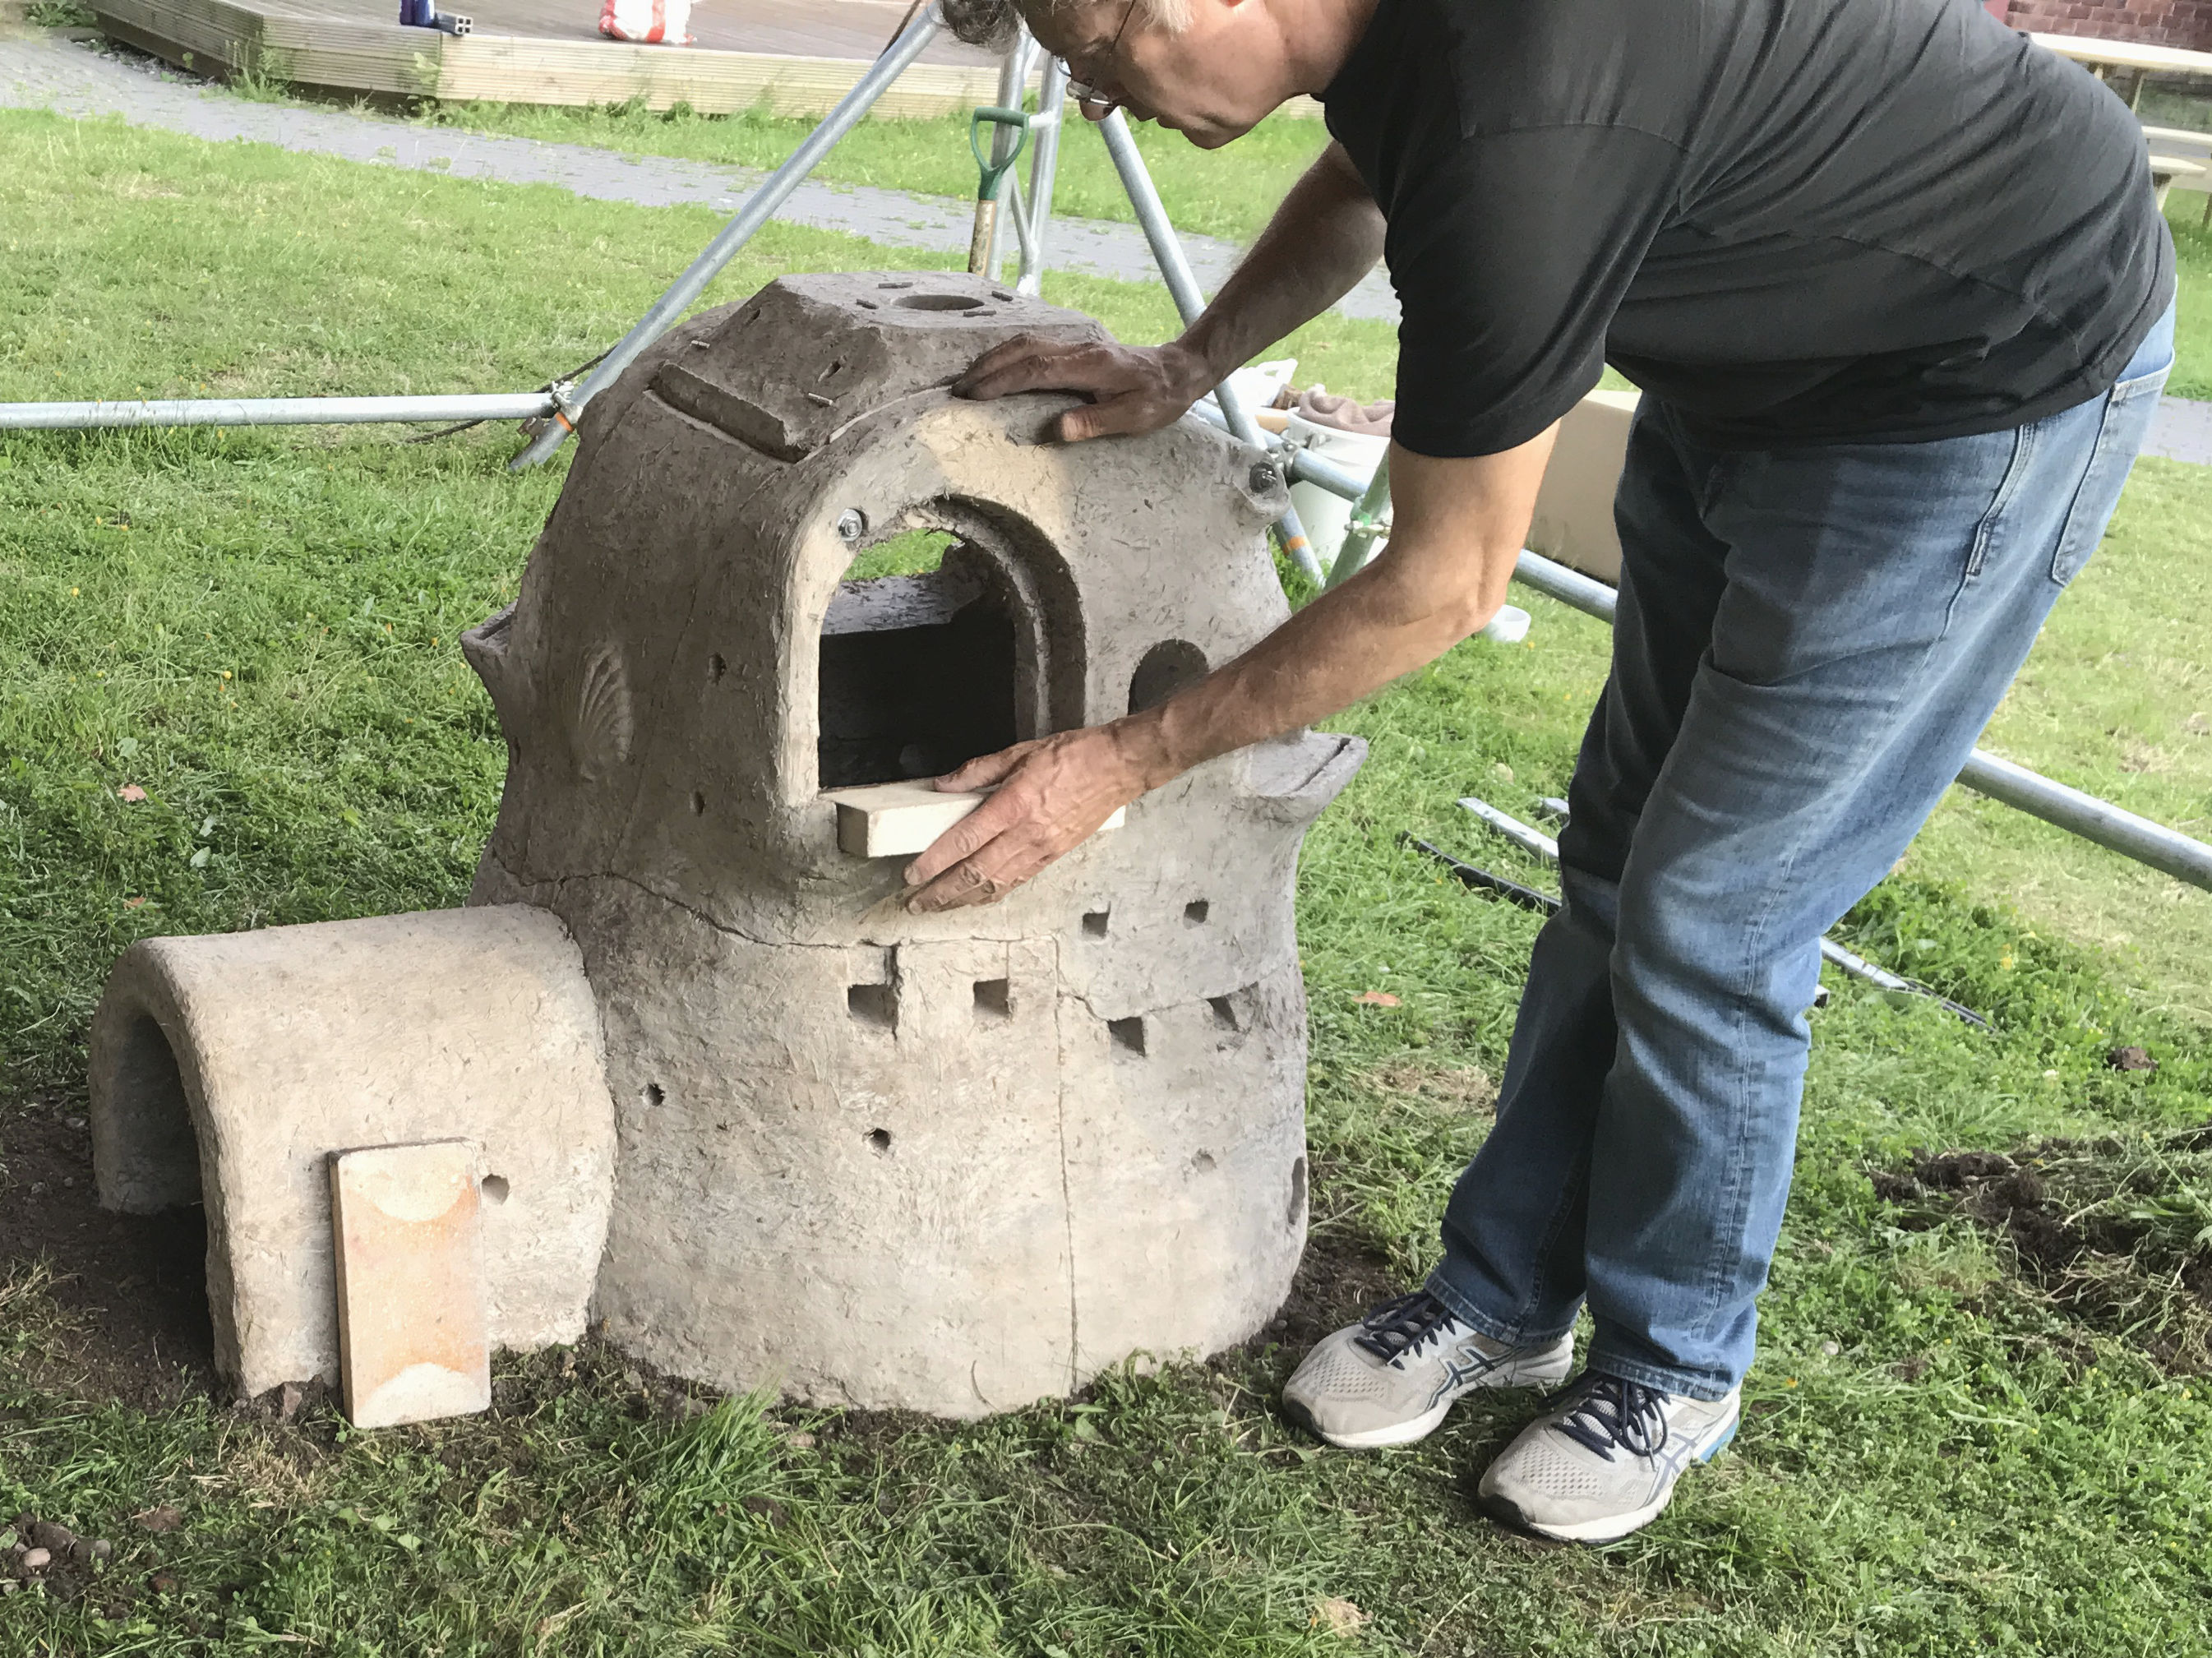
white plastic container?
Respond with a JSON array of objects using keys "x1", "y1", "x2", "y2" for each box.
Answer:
[
  {"x1": 1284, "y1": 411, "x2": 1390, "y2": 570},
  {"x1": 1199, "y1": 358, "x2": 1298, "y2": 427}
]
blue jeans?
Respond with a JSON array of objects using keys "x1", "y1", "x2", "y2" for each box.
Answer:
[{"x1": 1428, "y1": 306, "x2": 2176, "y2": 1401}]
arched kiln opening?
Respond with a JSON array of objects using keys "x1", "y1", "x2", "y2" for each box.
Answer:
[
  {"x1": 818, "y1": 529, "x2": 1020, "y2": 788},
  {"x1": 89, "y1": 1012, "x2": 219, "y2": 1381}
]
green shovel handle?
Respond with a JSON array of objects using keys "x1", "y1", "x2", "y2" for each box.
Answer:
[{"x1": 968, "y1": 106, "x2": 1032, "y2": 203}]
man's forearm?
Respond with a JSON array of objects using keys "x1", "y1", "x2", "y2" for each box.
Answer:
[
  {"x1": 1116, "y1": 537, "x2": 1490, "y2": 787},
  {"x1": 1114, "y1": 434, "x2": 1557, "y2": 787},
  {"x1": 1175, "y1": 143, "x2": 1387, "y2": 384}
]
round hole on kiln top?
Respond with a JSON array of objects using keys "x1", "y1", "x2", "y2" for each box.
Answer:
[
  {"x1": 893, "y1": 293, "x2": 986, "y2": 312},
  {"x1": 480, "y1": 1174, "x2": 510, "y2": 1205},
  {"x1": 867, "y1": 1128, "x2": 893, "y2": 1154},
  {"x1": 877, "y1": 279, "x2": 913, "y2": 290}
]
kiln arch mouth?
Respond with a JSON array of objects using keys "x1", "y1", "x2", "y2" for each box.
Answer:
[
  {"x1": 100, "y1": 1011, "x2": 205, "y2": 1215},
  {"x1": 815, "y1": 506, "x2": 1082, "y2": 792},
  {"x1": 83, "y1": 1006, "x2": 220, "y2": 1375}
]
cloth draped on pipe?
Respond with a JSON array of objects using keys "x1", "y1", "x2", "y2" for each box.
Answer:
[{"x1": 598, "y1": 0, "x2": 694, "y2": 45}]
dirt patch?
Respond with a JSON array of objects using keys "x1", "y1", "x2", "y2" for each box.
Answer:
[
  {"x1": 1360, "y1": 1060, "x2": 1497, "y2": 1115},
  {"x1": 1246, "y1": 1225, "x2": 1407, "y2": 1358},
  {"x1": 0, "y1": 1085, "x2": 1404, "y2": 1421},
  {"x1": 0, "y1": 1097, "x2": 215, "y2": 1407},
  {"x1": 1870, "y1": 1127, "x2": 2212, "y2": 1371}
]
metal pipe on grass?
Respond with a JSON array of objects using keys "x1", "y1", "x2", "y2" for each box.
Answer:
[
  {"x1": 508, "y1": 4, "x2": 945, "y2": 469},
  {"x1": 1201, "y1": 402, "x2": 2212, "y2": 898},
  {"x1": 1096, "y1": 110, "x2": 1327, "y2": 586},
  {"x1": 1953, "y1": 750, "x2": 2212, "y2": 891},
  {"x1": 0, "y1": 393, "x2": 559, "y2": 431},
  {"x1": 1456, "y1": 794, "x2": 1990, "y2": 1027}
]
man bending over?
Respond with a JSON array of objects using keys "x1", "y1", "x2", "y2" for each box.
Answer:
[{"x1": 910, "y1": 0, "x2": 2173, "y2": 1543}]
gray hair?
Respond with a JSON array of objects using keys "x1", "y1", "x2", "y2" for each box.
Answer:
[{"x1": 938, "y1": 0, "x2": 1190, "y2": 53}]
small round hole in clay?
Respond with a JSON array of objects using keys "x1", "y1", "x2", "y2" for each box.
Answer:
[
  {"x1": 690, "y1": 791, "x2": 707, "y2": 815},
  {"x1": 641, "y1": 1082, "x2": 666, "y2": 1108},
  {"x1": 480, "y1": 1174, "x2": 510, "y2": 1205},
  {"x1": 867, "y1": 1128, "x2": 893, "y2": 1154},
  {"x1": 893, "y1": 293, "x2": 986, "y2": 312}
]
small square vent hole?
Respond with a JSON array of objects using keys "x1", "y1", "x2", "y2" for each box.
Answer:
[
  {"x1": 1108, "y1": 1016, "x2": 1146, "y2": 1056},
  {"x1": 848, "y1": 983, "x2": 897, "y2": 1030},
  {"x1": 973, "y1": 978, "x2": 1012, "y2": 1020},
  {"x1": 1082, "y1": 909, "x2": 1111, "y2": 938},
  {"x1": 1184, "y1": 899, "x2": 1209, "y2": 926}
]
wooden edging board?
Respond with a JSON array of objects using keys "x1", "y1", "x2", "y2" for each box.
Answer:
[
  {"x1": 93, "y1": 0, "x2": 1005, "y2": 116},
  {"x1": 89, "y1": 0, "x2": 1326, "y2": 118}
]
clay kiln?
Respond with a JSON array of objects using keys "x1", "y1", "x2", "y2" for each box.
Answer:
[{"x1": 88, "y1": 271, "x2": 1365, "y2": 1418}]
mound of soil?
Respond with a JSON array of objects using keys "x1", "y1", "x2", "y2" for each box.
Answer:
[
  {"x1": 2, "y1": 1089, "x2": 1404, "y2": 1415},
  {"x1": 0, "y1": 1096, "x2": 215, "y2": 1407},
  {"x1": 1870, "y1": 1134, "x2": 2212, "y2": 1369}
]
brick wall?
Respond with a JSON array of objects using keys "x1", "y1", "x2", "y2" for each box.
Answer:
[{"x1": 1994, "y1": 0, "x2": 2212, "y2": 53}]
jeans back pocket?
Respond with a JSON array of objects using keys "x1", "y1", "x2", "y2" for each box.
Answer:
[{"x1": 2050, "y1": 361, "x2": 2171, "y2": 588}]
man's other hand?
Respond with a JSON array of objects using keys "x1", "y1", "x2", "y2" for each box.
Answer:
[
  {"x1": 902, "y1": 726, "x2": 1154, "y2": 912},
  {"x1": 953, "y1": 335, "x2": 1215, "y2": 442}
]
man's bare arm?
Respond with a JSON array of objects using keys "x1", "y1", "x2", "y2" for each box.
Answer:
[
  {"x1": 901, "y1": 431, "x2": 1557, "y2": 910},
  {"x1": 952, "y1": 141, "x2": 1385, "y2": 438}
]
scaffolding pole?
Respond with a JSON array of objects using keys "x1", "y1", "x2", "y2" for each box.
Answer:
[
  {"x1": 507, "y1": 2, "x2": 946, "y2": 469},
  {"x1": 0, "y1": 393, "x2": 559, "y2": 432},
  {"x1": 1096, "y1": 110, "x2": 1327, "y2": 587}
]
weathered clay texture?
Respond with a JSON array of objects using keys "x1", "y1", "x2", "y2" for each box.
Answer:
[
  {"x1": 89, "y1": 908, "x2": 616, "y2": 1400},
  {"x1": 465, "y1": 271, "x2": 1363, "y2": 1415}
]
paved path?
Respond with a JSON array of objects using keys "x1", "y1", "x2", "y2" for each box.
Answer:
[
  {"x1": 4, "y1": 30, "x2": 2209, "y2": 464},
  {"x1": 0, "y1": 32, "x2": 1401, "y2": 324},
  {"x1": 2146, "y1": 392, "x2": 2212, "y2": 466}
]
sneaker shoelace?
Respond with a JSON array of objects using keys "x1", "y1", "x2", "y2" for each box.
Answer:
[
  {"x1": 1549, "y1": 1373, "x2": 1669, "y2": 1462},
  {"x1": 1351, "y1": 1290, "x2": 1460, "y2": 1365}
]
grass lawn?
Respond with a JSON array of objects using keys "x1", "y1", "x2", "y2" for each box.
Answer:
[
  {"x1": 2, "y1": 107, "x2": 2211, "y2": 1656},
  {"x1": 160, "y1": 54, "x2": 2212, "y2": 398},
  {"x1": 403, "y1": 97, "x2": 1335, "y2": 249}
]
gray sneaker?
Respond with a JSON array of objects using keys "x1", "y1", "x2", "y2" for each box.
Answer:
[
  {"x1": 1281, "y1": 1290, "x2": 1577, "y2": 1449},
  {"x1": 1478, "y1": 1371, "x2": 1740, "y2": 1543}
]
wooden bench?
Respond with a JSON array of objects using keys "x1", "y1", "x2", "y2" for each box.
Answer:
[{"x1": 2144, "y1": 127, "x2": 2212, "y2": 223}]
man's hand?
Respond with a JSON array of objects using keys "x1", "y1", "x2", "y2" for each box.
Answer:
[
  {"x1": 953, "y1": 336, "x2": 1214, "y2": 442},
  {"x1": 898, "y1": 432, "x2": 1557, "y2": 911},
  {"x1": 902, "y1": 725, "x2": 1157, "y2": 912}
]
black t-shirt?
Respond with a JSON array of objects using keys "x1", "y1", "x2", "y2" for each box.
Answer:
[{"x1": 1321, "y1": 0, "x2": 2176, "y2": 455}]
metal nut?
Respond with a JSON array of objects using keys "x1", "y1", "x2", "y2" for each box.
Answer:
[
  {"x1": 1247, "y1": 462, "x2": 1280, "y2": 495},
  {"x1": 834, "y1": 510, "x2": 867, "y2": 543}
]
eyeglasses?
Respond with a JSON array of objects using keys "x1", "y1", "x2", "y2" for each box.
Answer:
[{"x1": 1061, "y1": 0, "x2": 1138, "y2": 119}]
